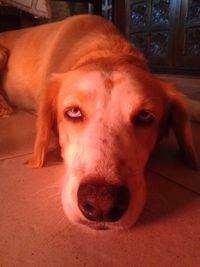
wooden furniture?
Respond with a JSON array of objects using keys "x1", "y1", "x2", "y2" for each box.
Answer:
[{"x1": 112, "y1": 0, "x2": 200, "y2": 74}]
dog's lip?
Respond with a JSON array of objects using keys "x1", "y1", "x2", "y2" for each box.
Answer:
[{"x1": 79, "y1": 219, "x2": 110, "y2": 231}]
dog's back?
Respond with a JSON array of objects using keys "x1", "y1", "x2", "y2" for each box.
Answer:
[{"x1": 0, "y1": 15, "x2": 147, "y2": 110}]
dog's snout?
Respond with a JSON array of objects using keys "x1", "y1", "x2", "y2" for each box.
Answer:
[{"x1": 77, "y1": 182, "x2": 129, "y2": 222}]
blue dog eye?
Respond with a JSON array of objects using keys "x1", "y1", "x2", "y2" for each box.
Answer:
[
  {"x1": 64, "y1": 107, "x2": 84, "y2": 121},
  {"x1": 67, "y1": 108, "x2": 82, "y2": 118}
]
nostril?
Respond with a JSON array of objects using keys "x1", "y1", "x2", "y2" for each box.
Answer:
[
  {"x1": 84, "y1": 203, "x2": 94, "y2": 213},
  {"x1": 107, "y1": 206, "x2": 123, "y2": 222},
  {"x1": 77, "y1": 181, "x2": 129, "y2": 222},
  {"x1": 80, "y1": 201, "x2": 104, "y2": 222}
]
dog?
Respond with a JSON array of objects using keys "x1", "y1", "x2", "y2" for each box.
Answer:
[{"x1": 0, "y1": 14, "x2": 199, "y2": 230}]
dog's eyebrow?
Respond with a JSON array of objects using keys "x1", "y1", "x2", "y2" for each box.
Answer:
[{"x1": 61, "y1": 92, "x2": 90, "y2": 107}]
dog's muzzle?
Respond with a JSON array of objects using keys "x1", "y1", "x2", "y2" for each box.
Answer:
[{"x1": 77, "y1": 181, "x2": 129, "y2": 222}]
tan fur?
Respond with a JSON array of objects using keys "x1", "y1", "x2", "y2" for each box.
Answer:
[{"x1": 0, "y1": 15, "x2": 199, "y2": 230}]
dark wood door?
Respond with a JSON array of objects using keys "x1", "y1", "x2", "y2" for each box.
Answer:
[
  {"x1": 176, "y1": 0, "x2": 200, "y2": 69},
  {"x1": 120, "y1": 0, "x2": 200, "y2": 74}
]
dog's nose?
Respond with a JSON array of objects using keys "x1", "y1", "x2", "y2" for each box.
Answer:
[{"x1": 77, "y1": 182, "x2": 129, "y2": 222}]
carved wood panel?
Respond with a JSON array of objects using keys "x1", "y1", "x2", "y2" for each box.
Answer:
[
  {"x1": 130, "y1": 1, "x2": 148, "y2": 27},
  {"x1": 184, "y1": 28, "x2": 200, "y2": 56},
  {"x1": 176, "y1": 0, "x2": 200, "y2": 69},
  {"x1": 125, "y1": 0, "x2": 200, "y2": 73},
  {"x1": 151, "y1": 0, "x2": 170, "y2": 25}
]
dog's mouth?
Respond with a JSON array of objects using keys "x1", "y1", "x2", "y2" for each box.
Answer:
[
  {"x1": 78, "y1": 218, "x2": 130, "y2": 231},
  {"x1": 79, "y1": 219, "x2": 111, "y2": 231}
]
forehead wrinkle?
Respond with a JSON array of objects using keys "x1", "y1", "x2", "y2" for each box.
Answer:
[
  {"x1": 102, "y1": 71, "x2": 126, "y2": 92},
  {"x1": 100, "y1": 71, "x2": 113, "y2": 91},
  {"x1": 113, "y1": 76, "x2": 126, "y2": 88},
  {"x1": 104, "y1": 77, "x2": 113, "y2": 91}
]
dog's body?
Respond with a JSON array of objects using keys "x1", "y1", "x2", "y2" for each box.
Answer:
[{"x1": 0, "y1": 15, "x2": 199, "y2": 230}]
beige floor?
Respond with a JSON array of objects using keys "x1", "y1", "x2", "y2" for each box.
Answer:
[{"x1": 0, "y1": 75, "x2": 200, "y2": 267}]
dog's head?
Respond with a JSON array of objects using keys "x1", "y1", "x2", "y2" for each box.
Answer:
[{"x1": 28, "y1": 61, "x2": 199, "y2": 231}]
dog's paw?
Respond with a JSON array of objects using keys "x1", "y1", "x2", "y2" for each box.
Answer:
[
  {"x1": 0, "y1": 95, "x2": 13, "y2": 117},
  {"x1": 26, "y1": 157, "x2": 44, "y2": 168}
]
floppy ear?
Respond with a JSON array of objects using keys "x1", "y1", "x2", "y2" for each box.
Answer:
[
  {"x1": 28, "y1": 76, "x2": 60, "y2": 168},
  {"x1": 165, "y1": 84, "x2": 199, "y2": 169}
]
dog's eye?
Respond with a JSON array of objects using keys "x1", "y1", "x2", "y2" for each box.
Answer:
[
  {"x1": 64, "y1": 107, "x2": 83, "y2": 121},
  {"x1": 133, "y1": 110, "x2": 155, "y2": 126}
]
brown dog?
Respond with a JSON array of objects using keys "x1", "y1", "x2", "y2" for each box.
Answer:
[{"x1": 0, "y1": 15, "x2": 199, "y2": 230}]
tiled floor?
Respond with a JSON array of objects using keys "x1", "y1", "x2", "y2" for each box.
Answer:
[{"x1": 0, "y1": 75, "x2": 200, "y2": 267}]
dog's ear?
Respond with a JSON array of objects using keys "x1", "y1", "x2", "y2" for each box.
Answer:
[
  {"x1": 164, "y1": 83, "x2": 199, "y2": 169},
  {"x1": 28, "y1": 75, "x2": 60, "y2": 168}
]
